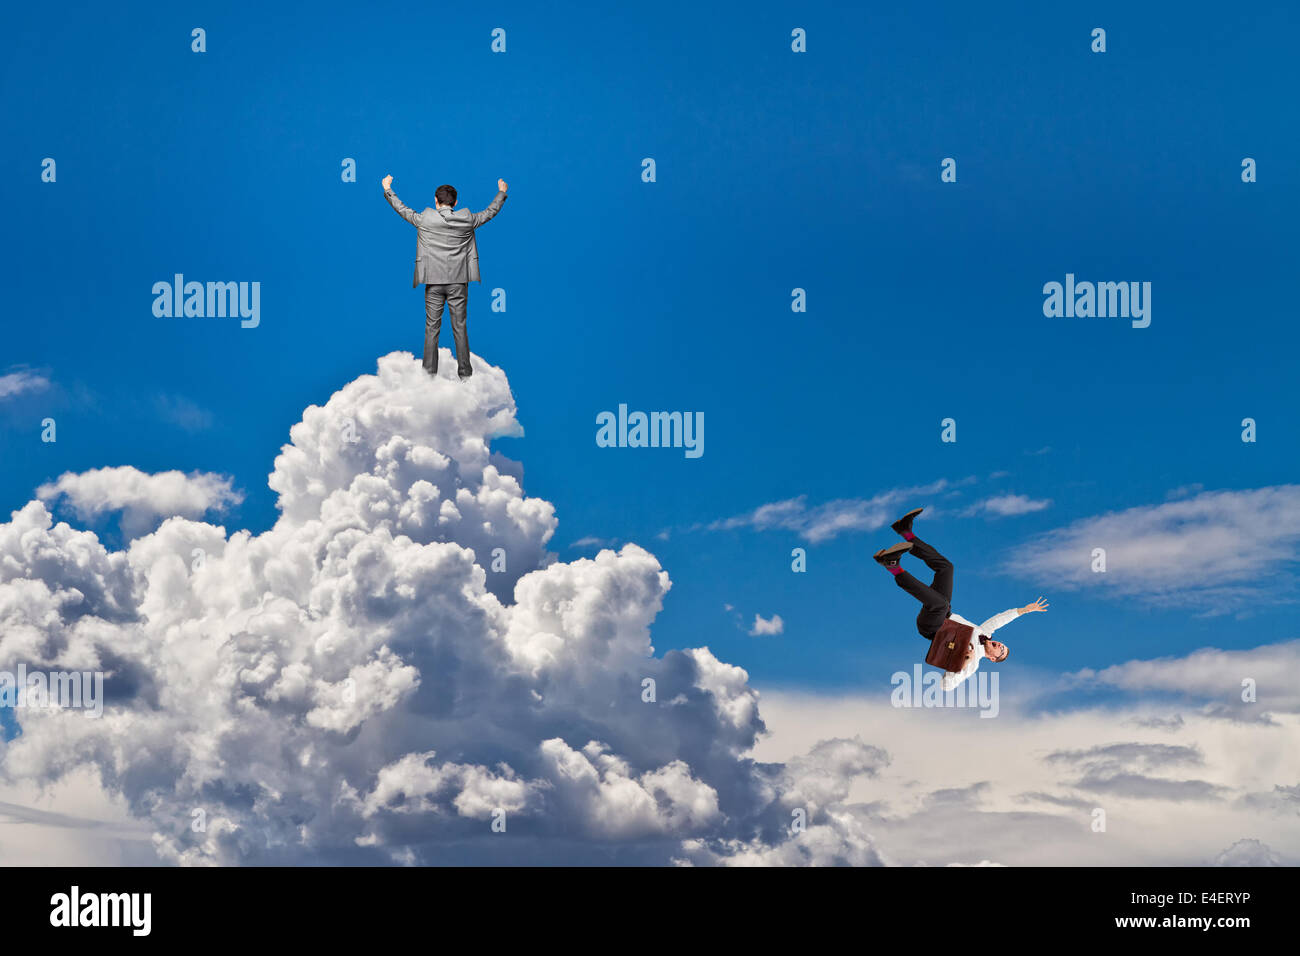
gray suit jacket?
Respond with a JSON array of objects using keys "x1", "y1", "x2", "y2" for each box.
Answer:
[{"x1": 385, "y1": 188, "x2": 507, "y2": 286}]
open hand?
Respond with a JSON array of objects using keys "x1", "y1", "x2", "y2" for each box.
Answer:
[
  {"x1": 382, "y1": 174, "x2": 394, "y2": 190},
  {"x1": 498, "y1": 178, "x2": 508, "y2": 193},
  {"x1": 1021, "y1": 597, "x2": 1050, "y2": 614}
]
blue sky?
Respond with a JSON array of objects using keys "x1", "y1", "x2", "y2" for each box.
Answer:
[{"x1": 3, "y1": 0, "x2": 1297, "y2": 705}]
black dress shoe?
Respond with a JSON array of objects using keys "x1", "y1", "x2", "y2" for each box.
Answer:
[
  {"x1": 873, "y1": 541, "x2": 913, "y2": 568},
  {"x1": 891, "y1": 507, "x2": 924, "y2": 537}
]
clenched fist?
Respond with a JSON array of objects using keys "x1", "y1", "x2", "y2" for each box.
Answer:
[
  {"x1": 498, "y1": 178, "x2": 508, "y2": 193},
  {"x1": 382, "y1": 174, "x2": 394, "y2": 190}
]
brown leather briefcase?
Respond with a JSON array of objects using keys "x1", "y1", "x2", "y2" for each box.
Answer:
[{"x1": 926, "y1": 617, "x2": 975, "y2": 672}]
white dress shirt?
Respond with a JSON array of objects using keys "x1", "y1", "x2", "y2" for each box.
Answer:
[{"x1": 939, "y1": 608, "x2": 1022, "y2": 691}]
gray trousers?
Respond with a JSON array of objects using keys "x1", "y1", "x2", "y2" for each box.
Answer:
[{"x1": 423, "y1": 283, "x2": 471, "y2": 377}]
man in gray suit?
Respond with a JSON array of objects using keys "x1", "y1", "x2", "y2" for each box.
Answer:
[{"x1": 382, "y1": 174, "x2": 508, "y2": 381}]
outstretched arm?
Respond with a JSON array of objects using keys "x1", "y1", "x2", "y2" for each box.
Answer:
[
  {"x1": 979, "y1": 596, "x2": 1049, "y2": 636},
  {"x1": 470, "y1": 178, "x2": 508, "y2": 228},
  {"x1": 381, "y1": 174, "x2": 420, "y2": 226}
]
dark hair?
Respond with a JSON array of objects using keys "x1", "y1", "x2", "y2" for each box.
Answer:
[{"x1": 435, "y1": 184, "x2": 457, "y2": 207}]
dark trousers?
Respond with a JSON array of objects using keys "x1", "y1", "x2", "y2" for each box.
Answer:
[
  {"x1": 893, "y1": 535, "x2": 954, "y2": 639},
  {"x1": 424, "y1": 283, "x2": 472, "y2": 377}
]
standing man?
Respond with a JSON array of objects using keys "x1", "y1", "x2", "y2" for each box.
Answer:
[{"x1": 382, "y1": 175, "x2": 508, "y2": 381}]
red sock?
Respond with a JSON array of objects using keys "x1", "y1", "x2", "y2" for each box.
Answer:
[
  {"x1": 902, "y1": 531, "x2": 915, "y2": 541},
  {"x1": 887, "y1": 565, "x2": 903, "y2": 575}
]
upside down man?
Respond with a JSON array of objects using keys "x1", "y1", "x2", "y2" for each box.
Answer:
[{"x1": 874, "y1": 508, "x2": 1049, "y2": 691}]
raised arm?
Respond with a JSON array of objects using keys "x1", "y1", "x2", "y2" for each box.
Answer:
[
  {"x1": 470, "y1": 178, "x2": 509, "y2": 228},
  {"x1": 979, "y1": 597, "x2": 1049, "y2": 637},
  {"x1": 381, "y1": 174, "x2": 421, "y2": 227}
]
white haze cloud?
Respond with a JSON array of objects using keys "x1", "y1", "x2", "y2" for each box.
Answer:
[
  {"x1": 1013, "y1": 486, "x2": 1300, "y2": 611},
  {"x1": 0, "y1": 369, "x2": 50, "y2": 400},
  {"x1": 963, "y1": 494, "x2": 1052, "y2": 518},
  {"x1": 753, "y1": 666, "x2": 1300, "y2": 867},
  {"x1": 708, "y1": 480, "x2": 956, "y2": 543},
  {"x1": 0, "y1": 352, "x2": 884, "y2": 866},
  {"x1": 1212, "y1": 838, "x2": 1281, "y2": 866}
]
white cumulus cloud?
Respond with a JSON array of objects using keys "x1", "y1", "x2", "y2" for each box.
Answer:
[
  {"x1": 37, "y1": 466, "x2": 244, "y2": 539},
  {"x1": 749, "y1": 613, "x2": 784, "y2": 636},
  {"x1": 0, "y1": 351, "x2": 879, "y2": 866}
]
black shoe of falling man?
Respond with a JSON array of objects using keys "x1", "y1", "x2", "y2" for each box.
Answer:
[
  {"x1": 891, "y1": 507, "x2": 924, "y2": 537},
  {"x1": 873, "y1": 541, "x2": 912, "y2": 568}
]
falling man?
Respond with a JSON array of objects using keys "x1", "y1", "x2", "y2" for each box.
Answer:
[
  {"x1": 382, "y1": 174, "x2": 508, "y2": 381},
  {"x1": 874, "y1": 508, "x2": 1049, "y2": 690}
]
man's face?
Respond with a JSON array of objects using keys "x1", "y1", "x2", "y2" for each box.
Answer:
[{"x1": 985, "y1": 639, "x2": 1008, "y2": 663}]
